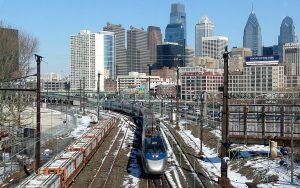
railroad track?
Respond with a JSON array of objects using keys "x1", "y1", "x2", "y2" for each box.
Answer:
[
  {"x1": 88, "y1": 119, "x2": 130, "y2": 187},
  {"x1": 146, "y1": 174, "x2": 171, "y2": 188},
  {"x1": 161, "y1": 121, "x2": 218, "y2": 188},
  {"x1": 180, "y1": 130, "x2": 221, "y2": 176}
]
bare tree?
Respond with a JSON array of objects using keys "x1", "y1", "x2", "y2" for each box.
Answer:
[{"x1": 0, "y1": 21, "x2": 39, "y2": 160}]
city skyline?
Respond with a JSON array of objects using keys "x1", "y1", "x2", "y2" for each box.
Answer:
[{"x1": 0, "y1": 0, "x2": 299, "y2": 75}]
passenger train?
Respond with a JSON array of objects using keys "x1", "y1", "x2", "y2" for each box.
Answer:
[{"x1": 104, "y1": 100, "x2": 168, "y2": 175}]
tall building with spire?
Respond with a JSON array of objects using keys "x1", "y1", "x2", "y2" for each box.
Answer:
[
  {"x1": 147, "y1": 26, "x2": 162, "y2": 65},
  {"x1": 243, "y1": 7, "x2": 262, "y2": 56},
  {"x1": 195, "y1": 16, "x2": 214, "y2": 56},
  {"x1": 165, "y1": 3, "x2": 186, "y2": 45},
  {"x1": 279, "y1": 16, "x2": 297, "y2": 45},
  {"x1": 103, "y1": 23, "x2": 127, "y2": 77},
  {"x1": 278, "y1": 16, "x2": 298, "y2": 60}
]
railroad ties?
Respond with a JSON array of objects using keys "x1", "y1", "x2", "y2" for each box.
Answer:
[{"x1": 88, "y1": 119, "x2": 130, "y2": 187}]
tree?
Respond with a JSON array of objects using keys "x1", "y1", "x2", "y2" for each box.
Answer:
[
  {"x1": 0, "y1": 21, "x2": 39, "y2": 161},
  {"x1": 0, "y1": 21, "x2": 38, "y2": 82}
]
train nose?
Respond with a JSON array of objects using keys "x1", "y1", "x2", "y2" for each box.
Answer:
[{"x1": 146, "y1": 159, "x2": 166, "y2": 174}]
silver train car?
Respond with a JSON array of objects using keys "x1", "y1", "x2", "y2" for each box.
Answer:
[{"x1": 104, "y1": 100, "x2": 167, "y2": 175}]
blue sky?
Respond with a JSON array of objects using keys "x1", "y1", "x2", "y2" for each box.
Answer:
[{"x1": 0, "y1": 0, "x2": 299, "y2": 76}]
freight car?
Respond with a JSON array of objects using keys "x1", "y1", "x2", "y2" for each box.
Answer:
[{"x1": 18, "y1": 117, "x2": 115, "y2": 188}]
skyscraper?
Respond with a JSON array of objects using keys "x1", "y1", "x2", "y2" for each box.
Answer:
[
  {"x1": 170, "y1": 3, "x2": 186, "y2": 40},
  {"x1": 147, "y1": 26, "x2": 162, "y2": 65},
  {"x1": 100, "y1": 31, "x2": 116, "y2": 80},
  {"x1": 243, "y1": 9, "x2": 262, "y2": 56},
  {"x1": 70, "y1": 30, "x2": 105, "y2": 91},
  {"x1": 278, "y1": 16, "x2": 298, "y2": 60},
  {"x1": 195, "y1": 16, "x2": 214, "y2": 56},
  {"x1": 155, "y1": 42, "x2": 184, "y2": 69},
  {"x1": 202, "y1": 36, "x2": 228, "y2": 60},
  {"x1": 127, "y1": 26, "x2": 151, "y2": 74},
  {"x1": 103, "y1": 23, "x2": 127, "y2": 77},
  {"x1": 165, "y1": 3, "x2": 186, "y2": 45},
  {"x1": 279, "y1": 16, "x2": 298, "y2": 45},
  {"x1": 283, "y1": 43, "x2": 300, "y2": 75},
  {"x1": 165, "y1": 23, "x2": 184, "y2": 45}
]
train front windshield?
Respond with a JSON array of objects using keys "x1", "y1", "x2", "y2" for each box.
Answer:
[{"x1": 144, "y1": 137, "x2": 165, "y2": 153}]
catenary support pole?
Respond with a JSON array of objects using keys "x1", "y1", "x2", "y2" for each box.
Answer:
[
  {"x1": 219, "y1": 47, "x2": 232, "y2": 187},
  {"x1": 35, "y1": 54, "x2": 43, "y2": 171}
]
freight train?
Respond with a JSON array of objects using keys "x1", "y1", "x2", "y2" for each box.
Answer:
[
  {"x1": 104, "y1": 100, "x2": 168, "y2": 175},
  {"x1": 18, "y1": 118, "x2": 115, "y2": 188}
]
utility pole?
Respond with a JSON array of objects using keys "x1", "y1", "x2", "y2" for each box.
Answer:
[
  {"x1": 118, "y1": 78, "x2": 120, "y2": 100},
  {"x1": 161, "y1": 98, "x2": 163, "y2": 117},
  {"x1": 80, "y1": 79, "x2": 82, "y2": 111},
  {"x1": 35, "y1": 54, "x2": 43, "y2": 171},
  {"x1": 83, "y1": 77, "x2": 86, "y2": 115},
  {"x1": 291, "y1": 108, "x2": 294, "y2": 184},
  {"x1": 148, "y1": 64, "x2": 151, "y2": 107},
  {"x1": 97, "y1": 72, "x2": 100, "y2": 121},
  {"x1": 176, "y1": 66, "x2": 180, "y2": 129},
  {"x1": 67, "y1": 82, "x2": 70, "y2": 115},
  {"x1": 65, "y1": 82, "x2": 70, "y2": 126},
  {"x1": 219, "y1": 46, "x2": 232, "y2": 187},
  {"x1": 199, "y1": 91, "x2": 206, "y2": 157},
  {"x1": 170, "y1": 99, "x2": 173, "y2": 124}
]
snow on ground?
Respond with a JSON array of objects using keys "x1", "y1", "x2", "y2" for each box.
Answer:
[
  {"x1": 0, "y1": 162, "x2": 20, "y2": 184},
  {"x1": 120, "y1": 115, "x2": 141, "y2": 188},
  {"x1": 237, "y1": 145, "x2": 300, "y2": 188},
  {"x1": 176, "y1": 123, "x2": 300, "y2": 187},
  {"x1": 68, "y1": 115, "x2": 91, "y2": 138},
  {"x1": 160, "y1": 122, "x2": 195, "y2": 188}
]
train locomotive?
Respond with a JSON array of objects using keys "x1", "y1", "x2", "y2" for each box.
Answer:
[{"x1": 104, "y1": 100, "x2": 168, "y2": 175}]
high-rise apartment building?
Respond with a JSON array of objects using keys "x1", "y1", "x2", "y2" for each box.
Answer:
[
  {"x1": 103, "y1": 23, "x2": 127, "y2": 76},
  {"x1": 127, "y1": 27, "x2": 151, "y2": 74},
  {"x1": 283, "y1": 43, "x2": 300, "y2": 75},
  {"x1": 243, "y1": 9, "x2": 262, "y2": 56},
  {"x1": 195, "y1": 16, "x2": 214, "y2": 56},
  {"x1": 147, "y1": 26, "x2": 162, "y2": 65},
  {"x1": 202, "y1": 36, "x2": 228, "y2": 60},
  {"x1": 0, "y1": 27, "x2": 19, "y2": 80},
  {"x1": 70, "y1": 30, "x2": 105, "y2": 91},
  {"x1": 278, "y1": 16, "x2": 298, "y2": 61}
]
